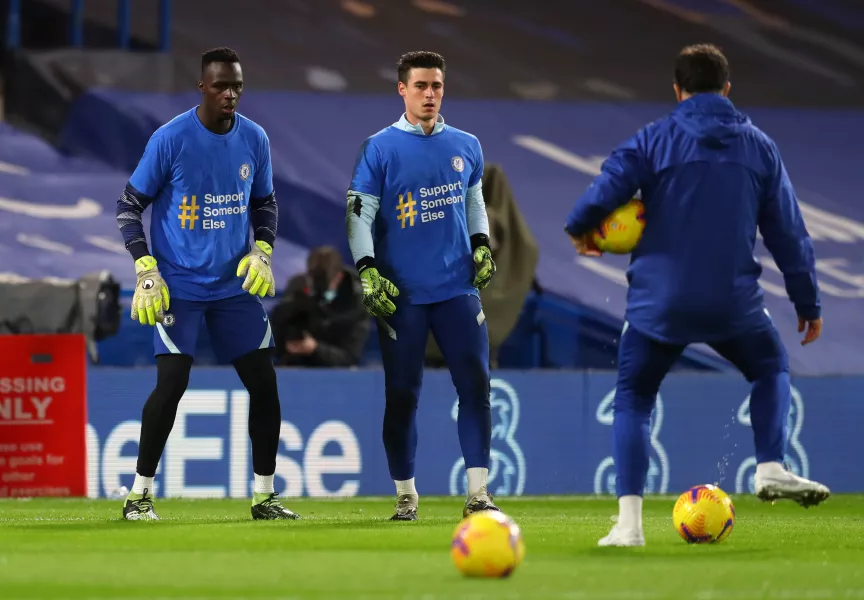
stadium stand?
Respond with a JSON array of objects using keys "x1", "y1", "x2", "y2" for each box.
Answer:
[
  {"x1": 54, "y1": 90, "x2": 864, "y2": 375},
  {"x1": 1, "y1": 0, "x2": 863, "y2": 373},
  {"x1": 9, "y1": 0, "x2": 864, "y2": 106}
]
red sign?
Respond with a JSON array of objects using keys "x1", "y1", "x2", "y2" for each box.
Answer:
[{"x1": 0, "y1": 334, "x2": 88, "y2": 497}]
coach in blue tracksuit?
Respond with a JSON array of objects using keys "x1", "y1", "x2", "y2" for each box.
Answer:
[{"x1": 565, "y1": 44, "x2": 830, "y2": 547}]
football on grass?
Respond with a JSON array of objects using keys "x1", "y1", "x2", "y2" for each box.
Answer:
[
  {"x1": 673, "y1": 484, "x2": 736, "y2": 544},
  {"x1": 450, "y1": 510, "x2": 525, "y2": 577}
]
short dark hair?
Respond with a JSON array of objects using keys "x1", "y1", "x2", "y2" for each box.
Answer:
[
  {"x1": 202, "y1": 47, "x2": 240, "y2": 73},
  {"x1": 307, "y1": 246, "x2": 343, "y2": 279},
  {"x1": 674, "y1": 44, "x2": 729, "y2": 94},
  {"x1": 397, "y1": 51, "x2": 446, "y2": 84}
]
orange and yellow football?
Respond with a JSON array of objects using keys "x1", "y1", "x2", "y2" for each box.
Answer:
[
  {"x1": 450, "y1": 510, "x2": 525, "y2": 577},
  {"x1": 673, "y1": 484, "x2": 736, "y2": 544},
  {"x1": 592, "y1": 198, "x2": 646, "y2": 254}
]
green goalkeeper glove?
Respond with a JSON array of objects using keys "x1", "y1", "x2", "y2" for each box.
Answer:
[
  {"x1": 472, "y1": 245, "x2": 496, "y2": 290},
  {"x1": 131, "y1": 256, "x2": 171, "y2": 326},
  {"x1": 358, "y1": 265, "x2": 399, "y2": 317},
  {"x1": 237, "y1": 240, "x2": 275, "y2": 298}
]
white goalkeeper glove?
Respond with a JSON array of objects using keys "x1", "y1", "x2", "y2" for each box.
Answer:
[
  {"x1": 131, "y1": 256, "x2": 171, "y2": 326},
  {"x1": 237, "y1": 240, "x2": 275, "y2": 297}
]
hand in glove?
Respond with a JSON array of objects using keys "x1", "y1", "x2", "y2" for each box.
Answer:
[
  {"x1": 237, "y1": 240, "x2": 275, "y2": 298},
  {"x1": 472, "y1": 245, "x2": 496, "y2": 290},
  {"x1": 131, "y1": 255, "x2": 171, "y2": 326},
  {"x1": 359, "y1": 266, "x2": 399, "y2": 317}
]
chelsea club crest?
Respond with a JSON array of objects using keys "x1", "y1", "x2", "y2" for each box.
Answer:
[{"x1": 239, "y1": 163, "x2": 251, "y2": 180}]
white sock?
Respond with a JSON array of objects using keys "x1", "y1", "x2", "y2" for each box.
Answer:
[
  {"x1": 617, "y1": 495, "x2": 643, "y2": 531},
  {"x1": 756, "y1": 461, "x2": 785, "y2": 478},
  {"x1": 466, "y1": 467, "x2": 489, "y2": 497},
  {"x1": 254, "y1": 474, "x2": 275, "y2": 495},
  {"x1": 395, "y1": 478, "x2": 417, "y2": 497},
  {"x1": 132, "y1": 474, "x2": 154, "y2": 496}
]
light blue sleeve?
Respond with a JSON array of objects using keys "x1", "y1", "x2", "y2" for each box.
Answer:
[
  {"x1": 346, "y1": 138, "x2": 384, "y2": 263},
  {"x1": 128, "y1": 132, "x2": 169, "y2": 197},
  {"x1": 465, "y1": 182, "x2": 489, "y2": 237},
  {"x1": 469, "y1": 138, "x2": 484, "y2": 188},
  {"x1": 346, "y1": 191, "x2": 380, "y2": 263}
]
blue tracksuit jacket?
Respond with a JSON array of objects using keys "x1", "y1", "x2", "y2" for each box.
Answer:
[{"x1": 565, "y1": 93, "x2": 820, "y2": 344}]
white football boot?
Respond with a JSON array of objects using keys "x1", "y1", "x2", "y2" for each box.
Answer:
[
  {"x1": 754, "y1": 462, "x2": 830, "y2": 507},
  {"x1": 598, "y1": 523, "x2": 645, "y2": 547},
  {"x1": 599, "y1": 495, "x2": 645, "y2": 547},
  {"x1": 463, "y1": 486, "x2": 500, "y2": 518},
  {"x1": 390, "y1": 493, "x2": 419, "y2": 521}
]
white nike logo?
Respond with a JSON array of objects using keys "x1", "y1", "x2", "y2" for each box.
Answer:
[
  {"x1": 85, "y1": 236, "x2": 127, "y2": 254},
  {"x1": 0, "y1": 196, "x2": 103, "y2": 219},
  {"x1": 17, "y1": 233, "x2": 74, "y2": 254},
  {"x1": 0, "y1": 161, "x2": 30, "y2": 176}
]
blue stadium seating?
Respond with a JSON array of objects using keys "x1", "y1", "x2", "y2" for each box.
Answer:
[{"x1": 2, "y1": 90, "x2": 863, "y2": 373}]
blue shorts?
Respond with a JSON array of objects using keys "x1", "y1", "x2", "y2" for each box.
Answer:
[{"x1": 154, "y1": 293, "x2": 274, "y2": 363}]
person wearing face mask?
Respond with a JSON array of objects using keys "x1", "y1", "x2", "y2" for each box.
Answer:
[{"x1": 271, "y1": 246, "x2": 370, "y2": 367}]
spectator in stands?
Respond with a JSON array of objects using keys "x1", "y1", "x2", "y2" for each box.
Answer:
[{"x1": 271, "y1": 246, "x2": 369, "y2": 367}]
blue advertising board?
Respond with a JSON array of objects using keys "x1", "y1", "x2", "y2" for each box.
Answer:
[{"x1": 84, "y1": 368, "x2": 863, "y2": 498}]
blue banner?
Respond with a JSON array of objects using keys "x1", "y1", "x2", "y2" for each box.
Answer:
[{"x1": 85, "y1": 368, "x2": 863, "y2": 498}]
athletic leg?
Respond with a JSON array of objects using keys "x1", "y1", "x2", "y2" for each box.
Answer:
[
  {"x1": 600, "y1": 323, "x2": 685, "y2": 546},
  {"x1": 207, "y1": 294, "x2": 298, "y2": 520},
  {"x1": 124, "y1": 300, "x2": 203, "y2": 520},
  {"x1": 378, "y1": 302, "x2": 430, "y2": 520},
  {"x1": 709, "y1": 327, "x2": 829, "y2": 507},
  {"x1": 429, "y1": 294, "x2": 496, "y2": 516}
]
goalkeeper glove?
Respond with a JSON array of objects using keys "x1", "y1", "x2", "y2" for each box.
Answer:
[
  {"x1": 471, "y1": 235, "x2": 496, "y2": 290},
  {"x1": 131, "y1": 256, "x2": 170, "y2": 326},
  {"x1": 358, "y1": 262, "x2": 399, "y2": 317},
  {"x1": 237, "y1": 240, "x2": 276, "y2": 298}
]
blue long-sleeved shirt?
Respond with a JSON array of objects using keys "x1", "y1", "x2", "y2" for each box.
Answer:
[
  {"x1": 116, "y1": 108, "x2": 278, "y2": 301},
  {"x1": 565, "y1": 93, "x2": 820, "y2": 344},
  {"x1": 346, "y1": 113, "x2": 489, "y2": 304}
]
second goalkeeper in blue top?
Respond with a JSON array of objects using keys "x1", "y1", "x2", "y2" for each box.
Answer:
[
  {"x1": 115, "y1": 47, "x2": 299, "y2": 523},
  {"x1": 347, "y1": 51, "x2": 498, "y2": 521},
  {"x1": 564, "y1": 44, "x2": 829, "y2": 548}
]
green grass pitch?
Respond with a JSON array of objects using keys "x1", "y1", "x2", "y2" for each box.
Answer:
[{"x1": 2, "y1": 495, "x2": 863, "y2": 599}]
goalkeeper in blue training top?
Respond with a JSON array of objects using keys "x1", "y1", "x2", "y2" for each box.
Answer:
[
  {"x1": 565, "y1": 44, "x2": 829, "y2": 547},
  {"x1": 347, "y1": 51, "x2": 498, "y2": 520},
  {"x1": 115, "y1": 47, "x2": 299, "y2": 522}
]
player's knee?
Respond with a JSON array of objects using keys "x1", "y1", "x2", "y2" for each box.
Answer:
[
  {"x1": 384, "y1": 388, "x2": 419, "y2": 414},
  {"x1": 750, "y1": 368, "x2": 790, "y2": 396},
  {"x1": 246, "y1": 371, "x2": 278, "y2": 400},
  {"x1": 450, "y1": 354, "x2": 489, "y2": 403},
  {"x1": 153, "y1": 354, "x2": 193, "y2": 403},
  {"x1": 743, "y1": 358, "x2": 789, "y2": 384},
  {"x1": 615, "y1": 362, "x2": 665, "y2": 406},
  {"x1": 455, "y1": 375, "x2": 490, "y2": 410},
  {"x1": 733, "y1": 327, "x2": 790, "y2": 382},
  {"x1": 613, "y1": 384, "x2": 656, "y2": 415},
  {"x1": 234, "y1": 349, "x2": 278, "y2": 397}
]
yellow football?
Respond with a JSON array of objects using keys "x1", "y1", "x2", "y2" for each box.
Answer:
[
  {"x1": 592, "y1": 198, "x2": 646, "y2": 254},
  {"x1": 673, "y1": 484, "x2": 736, "y2": 544},
  {"x1": 450, "y1": 510, "x2": 525, "y2": 578}
]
